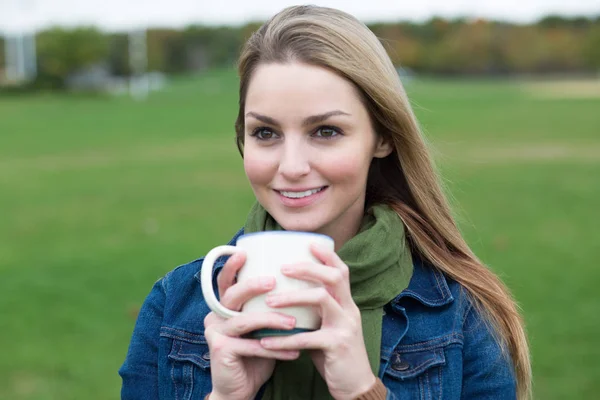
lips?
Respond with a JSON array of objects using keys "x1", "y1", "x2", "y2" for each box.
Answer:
[
  {"x1": 278, "y1": 187, "x2": 326, "y2": 199},
  {"x1": 274, "y1": 186, "x2": 328, "y2": 207}
]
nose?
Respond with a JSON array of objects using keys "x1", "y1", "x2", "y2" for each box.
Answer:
[{"x1": 278, "y1": 139, "x2": 310, "y2": 180}]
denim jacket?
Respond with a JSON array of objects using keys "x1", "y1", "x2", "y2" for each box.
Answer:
[{"x1": 120, "y1": 229, "x2": 516, "y2": 399}]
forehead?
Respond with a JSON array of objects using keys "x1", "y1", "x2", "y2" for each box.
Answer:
[{"x1": 245, "y1": 62, "x2": 365, "y2": 115}]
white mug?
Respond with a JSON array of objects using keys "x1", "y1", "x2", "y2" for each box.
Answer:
[{"x1": 200, "y1": 231, "x2": 334, "y2": 337}]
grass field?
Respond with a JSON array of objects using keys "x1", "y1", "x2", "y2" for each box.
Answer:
[{"x1": 1, "y1": 69, "x2": 599, "y2": 399}]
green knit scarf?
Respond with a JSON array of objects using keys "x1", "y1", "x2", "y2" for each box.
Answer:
[{"x1": 244, "y1": 202, "x2": 414, "y2": 400}]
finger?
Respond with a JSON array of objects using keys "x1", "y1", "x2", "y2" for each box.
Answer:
[
  {"x1": 217, "y1": 251, "x2": 247, "y2": 298},
  {"x1": 310, "y1": 244, "x2": 354, "y2": 306},
  {"x1": 220, "y1": 276, "x2": 276, "y2": 311},
  {"x1": 309, "y1": 350, "x2": 326, "y2": 378},
  {"x1": 217, "y1": 312, "x2": 297, "y2": 338},
  {"x1": 223, "y1": 337, "x2": 301, "y2": 361},
  {"x1": 310, "y1": 243, "x2": 347, "y2": 270},
  {"x1": 266, "y1": 287, "x2": 344, "y2": 320},
  {"x1": 282, "y1": 262, "x2": 343, "y2": 286},
  {"x1": 260, "y1": 330, "x2": 333, "y2": 351},
  {"x1": 281, "y1": 262, "x2": 351, "y2": 304},
  {"x1": 203, "y1": 312, "x2": 224, "y2": 329}
]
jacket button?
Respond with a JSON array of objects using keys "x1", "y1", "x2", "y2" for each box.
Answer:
[
  {"x1": 391, "y1": 354, "x2": 410, "y2": 371},
  {"x1": 202, "y1": 352, "x2": 210, "y2": 361}
]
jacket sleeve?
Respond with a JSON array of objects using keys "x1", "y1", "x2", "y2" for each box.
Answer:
[
  {"x1": 461, "y1": 302, "x2": 517, "y2": 399},
  {"x1": 119, "y1": 278, "x2": 166, "y2": 399}
]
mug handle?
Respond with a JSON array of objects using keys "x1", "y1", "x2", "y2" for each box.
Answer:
[{"x1": 200, "y1": 245, "x2": 243, "y2": 319}]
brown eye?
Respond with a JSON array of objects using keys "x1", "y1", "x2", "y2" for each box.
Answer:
[
  {"x1": 315, "y1": 126, "x2": 340, "y2": 138},
  {"x1": 258, "y1": 130, "x2": 274, "y2": 139},
  {"x1": 253, "y1": 128, "x2": 278, "y2": 140}
]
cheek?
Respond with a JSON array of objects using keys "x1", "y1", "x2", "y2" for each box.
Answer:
[
  {"x1": 320, "y1": 151, "x2": 370, "y2": 184},
  {"x1": 244, "y1": 152, "x2": 275, "y2": 185}
]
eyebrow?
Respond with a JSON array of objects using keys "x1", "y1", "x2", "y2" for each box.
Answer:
[{"x1": 245, "y1": 110, "x2": 351, "y2": 128}]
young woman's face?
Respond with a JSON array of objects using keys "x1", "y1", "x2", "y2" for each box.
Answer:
[{"x1": 243, "y1": 62, "x2": 391, "y2": 243}]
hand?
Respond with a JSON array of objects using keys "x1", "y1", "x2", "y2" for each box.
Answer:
[
  {"x1": 258, "y1": 244, "x2": 377, "y2": 400},
  {"x1": 204, "y1": 252, "x2": 300, "y2": 400}
]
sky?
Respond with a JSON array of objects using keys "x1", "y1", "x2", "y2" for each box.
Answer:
[{"x1": 1, "y1": 0, "x2": 599, "y2": 33}]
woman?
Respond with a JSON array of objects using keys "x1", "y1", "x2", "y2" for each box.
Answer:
[{"x1": 120, "y1": 5, "x2": 531, "y2": 400}]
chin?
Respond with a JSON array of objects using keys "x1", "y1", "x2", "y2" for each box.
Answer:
[{"x1": 275, "y1": 214, "x2": 326, "y2": 233}]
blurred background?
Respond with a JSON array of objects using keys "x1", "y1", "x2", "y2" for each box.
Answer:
[{"x1": 0, "y1": 0, "x2": 599, "y2": 399}]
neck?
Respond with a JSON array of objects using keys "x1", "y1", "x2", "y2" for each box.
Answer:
[
  {"x1": 328, "y1": 226, "x2": 360, "y2": 252},
  {"x1": 316, "y1": 198, "x2": 366, "y2": 252}
]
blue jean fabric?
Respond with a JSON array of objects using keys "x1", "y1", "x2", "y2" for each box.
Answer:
[{"x1": 120, "y1": 228, "x2": 516, "y2": 399}]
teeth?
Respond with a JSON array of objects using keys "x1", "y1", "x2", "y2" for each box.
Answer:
[{"x1": 280, "y1": 187, "x2": 324, "y2": 199}]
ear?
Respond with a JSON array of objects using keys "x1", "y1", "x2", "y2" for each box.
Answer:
[{"x1": 373, "y1": 136, "x2": 393, "y2": 158}]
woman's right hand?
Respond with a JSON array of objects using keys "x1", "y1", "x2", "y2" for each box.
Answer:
[{"x1": 204, "y1": 251, "x2": 300, "y2": 400}]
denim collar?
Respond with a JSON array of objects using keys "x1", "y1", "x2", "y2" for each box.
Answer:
[
  {"x1": 194, "y1": 228, "x2": 454, "y2": 310},
  {"x1": 392, "y1": 256, "x2": 454, "y2": 308}
]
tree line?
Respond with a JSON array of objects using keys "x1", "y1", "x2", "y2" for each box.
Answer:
[{"x1": 1, "y1": 15, "x2": 599, "y2": 89}]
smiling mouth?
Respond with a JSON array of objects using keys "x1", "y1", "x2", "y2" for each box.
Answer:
[{"x1": 276, "y1": 186, "x2": 327, "y2": 199}]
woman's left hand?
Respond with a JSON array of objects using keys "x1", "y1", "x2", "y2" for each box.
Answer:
[{"x1": 259, "y1": 243, "x2": 377, "y2": 400}]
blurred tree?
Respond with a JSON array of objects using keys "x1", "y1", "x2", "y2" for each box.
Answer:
[
  {"x1": 0, "y1": 36, "x2": 5, "y2": 71},
  {"x1": 582, "y1": 25, "x2": 600, "y2": 72},
  {"x1": 571, "y1": 17, "x2": 594, "y2": 30},
  {"x1": 367, "y1": 18, "x2": 598, "y2": 75},
  {"x1": 146, "y1": 29, "x2": 182, "y2": 72},
  {"x1": 370, "y1": 24, "x2": 422, "y2": 69},
  {"x1": 35, "y1": 27, "x2": 109, "y2": 88},
  {"x1": 107, "y1": 33, "x2": 130, "y2": 76},
  {"x1": 538, "y1": 15, "x2": 593, "y2": 29},
  {"x1": 500, "y1": 26, "x2": 547, "y2": 74},
  {"x1": 8, "y1": 13, "x2": 600, "y2": 91},
  {"x1": 164, "y1": 32, "x2": 188, "y2": 73},
  {"x1": 424, "y1": 19, "x2": 497, "y2": 75},
  {"x1": 541, "y1": 27, "x2": 585, "y2": 72},
  {"x1": 241, "y1": 22, "x2": 264, "y2": 42},
  {"x1": 422, "y1": 17, "x2": 452, "y2": 42},
  {"x1": 183, "y1": 26, "x2": 244, "y2": 69},
  {"x1": 539, "y1": 15, "x2": 573, "y2": 28}
]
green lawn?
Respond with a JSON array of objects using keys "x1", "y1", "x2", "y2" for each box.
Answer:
[{"x1": 1, "y1": 70, "x2": 598, "y2": 399}]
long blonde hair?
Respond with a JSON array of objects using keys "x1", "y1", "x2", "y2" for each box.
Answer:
[{"x1": 234, "y1": 5, "x2": 531, "y2": 398}]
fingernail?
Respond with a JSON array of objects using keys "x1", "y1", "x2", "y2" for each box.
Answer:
[
  {"x1": 283, "y1": 317, "x2": 296, "y2": 328},
  {"x1": 281, "y1": 265, "x2": 292, "y2": 273},
  {"x1": 266, "y1": 294, "x2": 279, "y2": 305}
]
